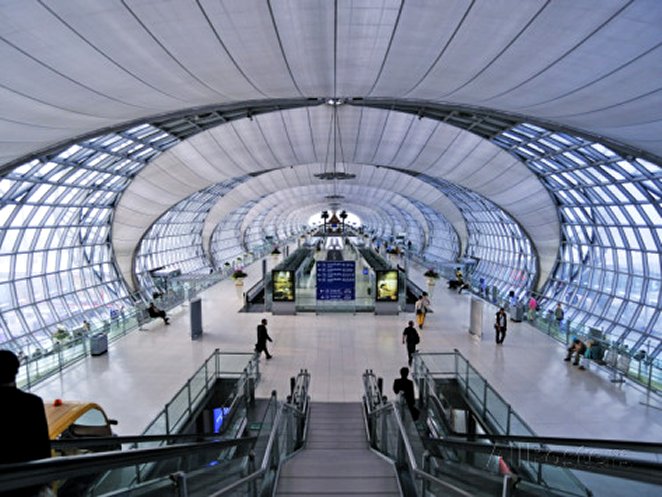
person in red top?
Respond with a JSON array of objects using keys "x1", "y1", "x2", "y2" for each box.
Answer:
[{"x1": 527, "y1": 295, "x2": 538, "y2": 321}]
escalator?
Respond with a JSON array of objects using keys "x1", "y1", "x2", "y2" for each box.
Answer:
[
  {"x1": 0, "y1": 371, "x2": 311, "y2": 497},
  {"x1": 276, "y1": 402, "x2": 400, "y2": 496},
  {"x1": 363, "y1": 353, "x2": 662, "y2": 497}
]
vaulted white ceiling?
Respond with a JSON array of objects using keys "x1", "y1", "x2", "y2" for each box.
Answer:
[{"x1": 2, "y1": 0, "x2": 661, "y2": 290}]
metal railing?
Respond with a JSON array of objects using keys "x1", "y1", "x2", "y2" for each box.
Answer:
[
  {"x1": 363, "y1": 363, "x2": 662, "y2": 497},
  {"x1": 412, "y1": 255, "x2": 661, "y2": 394},
  {"x1": 362, "y1": 374, "x2": 475, "y2": 497},
  {"x1": 140, "y1": 350, "x2": 259, "y2": 440},
  {"x1": 13, "y1": 263, "x2": 257, "y2": 391},
  {"x1": 412, "y1": 352, "x2": 591, "y2": 496}
]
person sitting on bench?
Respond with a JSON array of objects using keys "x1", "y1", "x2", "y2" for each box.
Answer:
[
  {"x1": 147, "y1": 302, "x2": 170, "y2": 325},
  {"x1": 564, "y1": 338, "x2": 586, "y2": 366}
]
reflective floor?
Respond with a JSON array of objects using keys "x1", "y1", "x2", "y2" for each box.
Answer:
[{"x1": 32, "y1": 257, "x2": 662, "y2": 447}]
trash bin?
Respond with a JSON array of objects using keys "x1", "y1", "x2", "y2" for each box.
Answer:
[
  {"x1": 90, "y1": 333, "x2": 108, "y2": 356},
  {"x1": 511, "y1": 303, "x2": 524, "y2": 322},
  {"x1": 190, "y1": 298, "x2": 203, "y2": 340}
]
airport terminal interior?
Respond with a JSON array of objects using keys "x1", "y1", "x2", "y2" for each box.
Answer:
[{"x1": 0, "y1": 1, "x2": 661, "y2": 496}]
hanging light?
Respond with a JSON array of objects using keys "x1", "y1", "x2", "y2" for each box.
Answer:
[{"x1": 314, "y1": 101, "x2": 355, "y2": 181}]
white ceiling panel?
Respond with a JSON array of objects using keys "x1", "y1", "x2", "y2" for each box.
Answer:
[{"x1": 1, "y1": 0, "x2": 659, "y2": 295}]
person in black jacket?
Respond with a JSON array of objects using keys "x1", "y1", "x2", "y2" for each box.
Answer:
[
  {"x1": 0, "y1": 349, "x2": 51, "y2": 497},
  {"x1": 402, "y1": 321, "x2": 420, "y2": 365},
  {"x1": 564, "y1": 338, "x2": 587, "y2": 366},
  {"x1": 494, "y1": 307, "x2": 508, "y2": 344},
  {"x1": 255, "y1": 318, "x2": 273, "y2": 359},
  {"x1": 147, "y1": 302, "x2": 170, "y2": 325},
  {"x1": 393, "y1": 367, "x2": 419, "y2": 420}
]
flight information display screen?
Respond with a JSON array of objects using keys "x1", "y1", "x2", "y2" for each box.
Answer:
[{"x1": 316, "y1": 261, "x2": 355, "y2": 300}]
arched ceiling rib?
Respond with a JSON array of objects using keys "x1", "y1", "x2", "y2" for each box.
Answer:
[
  {"x1": 113, "y1": 105, "x2": 556, "y2": 287},
  {"x1": 1, "y1": 0, "x2": 661, "y2": 170},
  {"x1": 215, "y1": 182, "x2": 452, "y2": 248}
]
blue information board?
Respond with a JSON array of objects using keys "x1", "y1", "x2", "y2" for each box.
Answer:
[{"x1": 316, "y1": 261, "x2": 355, "y2": 300}]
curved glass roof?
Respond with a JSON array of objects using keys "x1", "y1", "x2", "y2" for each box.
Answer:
[{"x1": 0, "y1": 1, "x2": 660, "y2": 364}]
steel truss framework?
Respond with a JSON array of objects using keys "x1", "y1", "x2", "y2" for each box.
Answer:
[
  {"x1": 493, "y1": 123, "x2": 661, "y2": 357},
  {"x1": 0, "y1": 103, "x2": 659, "y2": 362}
]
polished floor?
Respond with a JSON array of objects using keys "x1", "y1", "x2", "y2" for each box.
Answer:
[{"x1": 32, "y1": 257, "x2": 662, "y2": 447}]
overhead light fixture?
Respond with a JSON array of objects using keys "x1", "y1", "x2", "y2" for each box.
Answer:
[
  {"x1": 326, "y1": 98, "x2": 344, "y2": 106},
  {"x1": 315, "y1": 102, "x2": 355, "y2": 181},
  {"x1": 314, "y1": 171, "x2": 355, "y2": 180}
]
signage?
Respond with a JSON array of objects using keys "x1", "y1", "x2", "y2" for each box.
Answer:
[
  {"x1": 272, "y1": 270, "x2": 295, "y2": 301},
  {"x1": 316, "y1": 261, "x2": 355, "y2": 300},
  {"x1": 376, "y1": 270, "x2": 399, "y2": 301}
]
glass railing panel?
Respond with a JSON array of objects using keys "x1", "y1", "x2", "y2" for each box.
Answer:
[
  {"x1": 427, "y1": 459, "x2": 502, "y2": 497},
  {"x1": 89, "y1": 444, "x2": 251, "y2": 497},
  {"x1": 416, "y1": 352, "x2": 456, "y2": 374},
  {"x1": 217, "y1": 353, "x2": 257, "y2": 375},
  {"x1": 483, "y1": 385, "x2": 509, "y2": 433},
  {"x1": 455, "y1": 354, "x2": 469, "y2": 390},
  {"x1": 189, "y1": 366, "x2": 210, "y2": 407},
  {"x1": 465, "y1": 364, "x2": 485, "y2": 408},
  {"x1": 252, "y1": 396, "x2": 279, "y2": 461},
  {"x1": 140, "y1": 414, "x2": 168, "y2": 447},
  {"x1": 539, "y1": 463, "x2": 590, "y2": 497},
  {"x1": 166, "y1": 384, "x2": 193, "y2": 434},
  {"x1": 507, "y1": 413, "x2": 534, "y2": 437}
]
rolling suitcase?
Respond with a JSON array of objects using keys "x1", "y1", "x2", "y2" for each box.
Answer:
[{"x1": 90, "y1": 332, "x2": 108, "y2": 356}]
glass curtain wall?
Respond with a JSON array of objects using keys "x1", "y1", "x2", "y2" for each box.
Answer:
[
  {"x1": 134, "y1": 179, "x2": 245, "y2": 295},
  {"x1": 493, "y1": 123, "x2": 661, "y2": 356},
  {"x1": 421, "y1": 177, "x2": 537, "y2": 299},
  {"x1": 209, "y1": 204, "x2": 255, "y2": 269},
  {"x1": 0, "y1": 125, "x2": 177, "y2": 353},
  {"x1": 243, "y1": 208, "x2": 272, "y2": 255},
  {"x1": 414, "y1": 200, "x2": 460, "y2": 263}
]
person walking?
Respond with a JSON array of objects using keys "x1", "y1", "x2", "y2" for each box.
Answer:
[
  {"x1": 527, "y1": 294, "x2": 538, "y2": 322},
  {"x1": 494, "y1": 307, "x2": 508, "y2": 344},
  {"x1": 414, "y1": 292, "x2": 431, "y2": 330},
  {"x1": 554, "y1": 302, "x2": 565, "y2": 331},
  {"x1": 402, "y1": 320, "x2": 420, "y2": 365},
  {"x1": 255, "y1": 318, "x2": 273, "y2": 359},
  {"x1": 0, "y1": 350, "x2": 52, "y2": 497},
  {"x1": 393, "y1": 366, "x2": 419, "y2": 420}
]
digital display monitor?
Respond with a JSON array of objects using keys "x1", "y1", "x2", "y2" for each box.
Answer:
[
  {"x1": 376, "y1": 270, "x2": 399, "y2": 301},
  {"x1": 213, "y1": 407, "x2": 231, "y2": 433},
  {"x1": 316, "y1": 261, "x2": 355, "y2": 300},
  {"x1": 272, "y1": 270, "x2": 295, "y2": 301}
]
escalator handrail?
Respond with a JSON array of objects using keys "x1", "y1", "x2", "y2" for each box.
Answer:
[
  {"x1": 437, "y1": 432, "x2": 662, "y2": 454},
  {"x1": 50, "y1": 432, "x2": 237, "y2": 450},
  {"x1": 422, "y1": 385, "x2": 660, "y2": 453},
  {"x1": 288, "y1": 369, "x2": 311, "y2": 413},
  {"x1": 207, "y1": 382, "x2": 313, "y2": 497},
  {"x1": 430, "y1": 438, "x2": 662, "y2": 487},
  {"x1": 362, "y1": 370, "x2": 387, "y2": 414},
  {"x1": 207, "y1": 404, "x2": 285, "y2": 497},
  {"x1": 383, "y1": 400, "x2": 474, "y2": 497},
  {"x1": 425, "y1": 388, "x2": 456, "y2": 436},
  {"x1": 0, "y1": 436, "x2": 256, "y2": 492}
]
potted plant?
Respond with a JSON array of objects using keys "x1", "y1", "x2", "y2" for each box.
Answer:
[
  {"x1": 424, "y1": 268, "x2": 440, "y2": 286},
  {"x1": 52, "y1": 326, "x2": 70, "y2": 344},
  {"x1": 231, "y1": 269, "x2": 248, "y2": 286}
]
